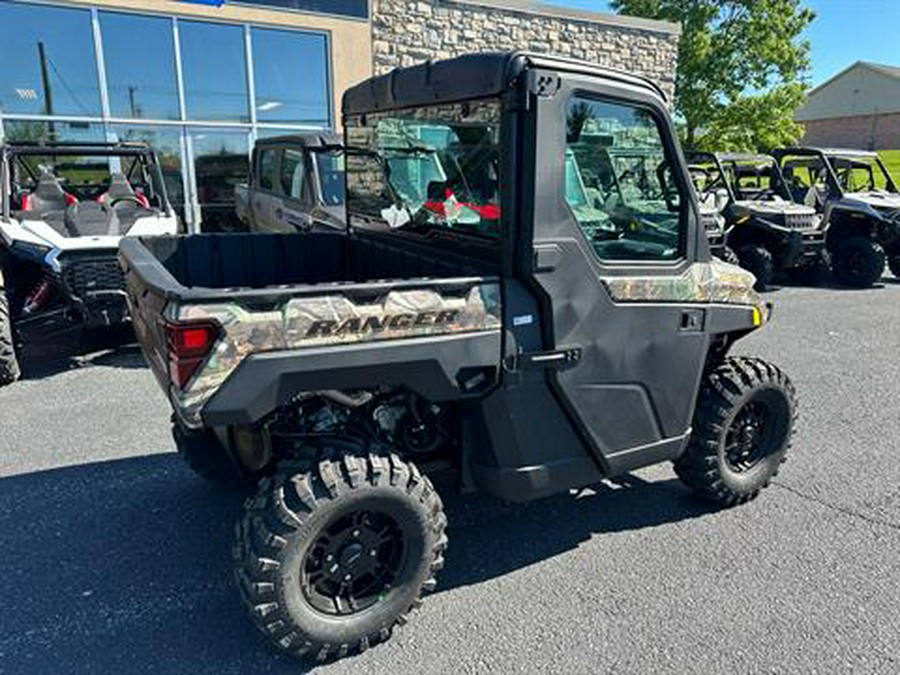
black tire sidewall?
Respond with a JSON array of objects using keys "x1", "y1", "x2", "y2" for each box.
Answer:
[
  {"x1": 833, "y1": 237, "x2": 885, "y2": 287},
  {"x1": 737, "y1": 245, "x2": 774, "y2": 289},
  {"x1": 0, "y1": 283, "x2": 20, "y2": 384},
  {"x1": 714, "y1": 384, "x2": 793, "y2": 494},
  {"x1": 278, "y1": 484, "x2": 436, "y2": 646}
]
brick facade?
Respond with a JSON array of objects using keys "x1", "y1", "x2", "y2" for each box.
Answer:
[
  {"x1": 801, "y1": 113, "x2": 900, "y2": 151},
  {"x1": 370, "y1": 0, "x2": 680, "y2": 100}
]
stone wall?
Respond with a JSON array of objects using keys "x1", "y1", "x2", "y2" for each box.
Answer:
[{"x1": 370, "y1": 0, "x2": 680, "y2": 100}]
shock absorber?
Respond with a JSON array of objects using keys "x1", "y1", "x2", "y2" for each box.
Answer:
[{"x1": 22, "y1": 276, "x2": 54, "y2": 315}]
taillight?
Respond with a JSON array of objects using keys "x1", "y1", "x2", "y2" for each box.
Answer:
[{"x1": 165, "y1": 320, "x2": 220, "y2": 389}]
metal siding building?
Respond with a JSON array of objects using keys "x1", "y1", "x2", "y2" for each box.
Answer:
[{"x1": 796, "y1": 61, "x2": 900, "y2": 151}]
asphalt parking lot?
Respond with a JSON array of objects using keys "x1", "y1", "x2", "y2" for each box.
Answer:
[{"x1": 2, "y1": 277, "x2": 900, "y2": 675}]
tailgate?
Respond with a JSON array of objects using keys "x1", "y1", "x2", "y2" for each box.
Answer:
[{"x1": 118, "y1": 237, "x2": 177, "y2": 391}]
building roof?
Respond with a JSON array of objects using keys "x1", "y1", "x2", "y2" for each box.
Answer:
[
  {"x1": 343, "y1": 51, "x2": 665, "y2": 116},
  {"x1": 797, "y1": 61, "x2": 900, "y2": 121}
]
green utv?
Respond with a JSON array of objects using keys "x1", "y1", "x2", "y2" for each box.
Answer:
[
  {"x1": 774, "y1": 147, "x2": 900, "y2": 287},
  {"x1": 120, "y1": 53, "x2": 797, "y2": 662},
  {"x1": 686, "y1": 151, "x2": 827, "y2": 289}
]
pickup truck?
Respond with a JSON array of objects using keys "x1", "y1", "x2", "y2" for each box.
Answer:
[
  {"x1": 121, "y1": 52, "x2": 797, "y2": 663},
  {"x1": 234, "y1": 133, "x2": 345, "y2": 233}
]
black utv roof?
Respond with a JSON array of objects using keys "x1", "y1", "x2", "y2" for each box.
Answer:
[
  {"x1": 342, "y1": 51, "x2": 666, "y2": 116},
  {"x1": 254, "y1": 132, "x2": 341, "y2": 149}
]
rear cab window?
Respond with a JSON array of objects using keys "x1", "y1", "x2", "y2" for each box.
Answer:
[{"x1": 344, "y1": 99, "x2": 502, "y2": 246}]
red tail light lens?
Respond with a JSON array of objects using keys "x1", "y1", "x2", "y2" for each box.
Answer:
[{"x1": 165, "y1": 320, "x2": 220, "y2": 389}]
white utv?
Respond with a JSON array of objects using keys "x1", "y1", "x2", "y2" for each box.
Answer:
[{"x1": 0, "y1": 141, "x2": 178, "y2": 384}]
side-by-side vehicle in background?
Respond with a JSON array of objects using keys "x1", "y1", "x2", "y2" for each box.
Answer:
[
  {"x1": 774, "y1": 147, "x2": 900, "y2": 287},
  {"x1": 0, "y1": 141, "x2": 177, "y2": 384},
  {"x1": 235, "y1": 134, "x2": 346, "y2": 233},
  {"x1": 121, "y1": 53, "x2": 797, "y2": 662},
  {"x1": 687, "y1": 151, "x2": 826, "y2": 288}
]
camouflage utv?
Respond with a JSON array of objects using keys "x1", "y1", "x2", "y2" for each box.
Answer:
[{"x1": 121, "y1": 53, "x2": 797, "y2": 663}]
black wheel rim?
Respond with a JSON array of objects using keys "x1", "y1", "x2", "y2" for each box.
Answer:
[
  {"x1": 843, "y1": 249, "x2": 868, "y2": 277},
  {"x1": 301, "y1": 509, "x2": 406, "y2": 616},
  {"x1": 723, "y1": 398, "x2": 776, "y2": 473}
]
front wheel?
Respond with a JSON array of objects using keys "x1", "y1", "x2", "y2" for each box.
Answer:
[
  {"x1": 0, "y1": 283, "x2": 21, "y2": 386},
  {"x1": 736, "y1": 245, "x2": 774, "y2": 290},
  {"x1": 234, "y1": 452, "x2": 447, "y2": 661},
  {"x1": 675, "y1": 356, "x2": 796, "y2": 506},
  {"x1": 832, "y1": 237, "x2": 885, "y2": 287}
]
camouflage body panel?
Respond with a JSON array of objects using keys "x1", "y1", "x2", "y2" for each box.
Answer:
[
  {"x1": 171, "y1": 283, "x2": 502, "y2": 425},
  {"x1": 602, "y1": 259, "x2": 765, "y2": 311}
]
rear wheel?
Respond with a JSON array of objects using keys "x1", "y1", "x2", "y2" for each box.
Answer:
[
  {"x1": 736, "y1": 245, "x2": 774, "y2": 290},
  {"x1": 0, "y1": 283, "x2": 21, "y2": 386},
  {"x1": 832, "y1": 237, "x2": 885, "y2": 287},
  {"x1": 234, "y1": 452, "x2": 447, "y2": 661},
  {"x1": 171, "y1": 417, "x2": 250, "y2": 488},
  {"x1": 675, "y1": 356, "x2": 796, "y2": 506}
]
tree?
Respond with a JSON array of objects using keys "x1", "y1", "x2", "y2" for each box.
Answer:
[{"x1": 611, "y1": 0, "x2": 815, "y2": 152}]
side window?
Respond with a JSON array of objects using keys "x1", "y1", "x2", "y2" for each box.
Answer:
[
  {"x1": 258, "y1": 148, "x2": 278, "y2": 192},
  {"x1": 565, "y1": 95, "x2": 684, "y2": 261},
  {"x1": 280, "y1": 148, "x2": 306, "y2": 200}
]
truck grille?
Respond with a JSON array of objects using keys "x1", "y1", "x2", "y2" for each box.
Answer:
[
  {"x1": 784, "y1": 213, "x2": 817, "y2": 230},
  {"x1": 62, "y1": 258, "x2": 126, "y2": 299}
]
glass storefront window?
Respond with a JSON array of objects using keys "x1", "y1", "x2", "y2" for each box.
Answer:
[
  {"x1": 190, "y1": 129, "x2": 250, "y2": 232},
  {"x1": 0, "y1": 3, "x2": 101, "y2": 117},
  {"x1": 1, "y1": 120, "x2": 105, "y2": 144},
  {"x1": 252, "y1": 28, "x2": 330, "y2": 126},
  {"x1": 179, "y1": 20, "x2": 249, "y2": 122},
  {"x1": 112, "y1": 124, "x2": 186, "y2": 225},
  {"x1": 100, "y1": 13, "x2": 180, "y2": 120}
]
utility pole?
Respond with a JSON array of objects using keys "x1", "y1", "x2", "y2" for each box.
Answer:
[{"x1": 38, "y1": 41, "x2": 56, "y2": 141}]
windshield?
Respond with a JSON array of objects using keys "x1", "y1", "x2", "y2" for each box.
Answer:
[
  {"x1": 827, "y1": 155, "x2": 896, "y2": 193},
  {"x1": 344, "y1": 100, "x2": 501, "y2": 238},
  {"x1": 7, "y1": 148, "x2": 164, "y2": 211}
]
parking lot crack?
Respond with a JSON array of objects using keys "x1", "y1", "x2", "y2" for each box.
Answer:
[{"x1": 772, "y1": 481, "x2": 900, "y2": 533}]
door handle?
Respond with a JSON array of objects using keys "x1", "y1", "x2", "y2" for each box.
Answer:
[{"x1": 504, "y1": 347, "x2": 582, "y2": 372}]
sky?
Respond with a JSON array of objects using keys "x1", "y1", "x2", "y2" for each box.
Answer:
[{"x1": 543, "y1": 0, "x2": 900, "y2": 87}]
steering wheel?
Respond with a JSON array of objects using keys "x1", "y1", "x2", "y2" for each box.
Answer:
[{"x1": 109, "y1": 194, "x2": 146, "y2": 208}]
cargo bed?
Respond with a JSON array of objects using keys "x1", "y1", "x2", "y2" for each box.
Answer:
[{"x1": 119, "y1": 231, "x2": 503, "y2": 426}]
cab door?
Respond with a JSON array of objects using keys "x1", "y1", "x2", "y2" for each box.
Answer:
[{"x1": 525, "y1": 69, "x2": 711, "y2": 475}]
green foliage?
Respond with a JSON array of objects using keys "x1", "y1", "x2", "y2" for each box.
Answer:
[
  {"x1": 879, "y1": 150, "x2": 900, "y2": 183},
  {"x1": 612, "y1": 0, "x2": 815, "y2": 152}
]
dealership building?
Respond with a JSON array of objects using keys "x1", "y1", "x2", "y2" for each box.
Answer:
[{"x1": 0, "y1": 0, "x2": 679, "y2": 231}]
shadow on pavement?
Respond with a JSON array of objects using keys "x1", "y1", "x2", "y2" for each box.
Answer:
[
  {"x1": 0, "y1": 456, "x2": 715, "y2": 675},
  {"x1": 19, "y1": 327, "x2": 146, "y2": 381}
]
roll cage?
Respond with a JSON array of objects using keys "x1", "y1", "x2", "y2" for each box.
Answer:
[
  {"x1": 0, "y1": 141, "x2": 172, "y2": 219},
  {"x1": 687, "y1": 151, "x2": 792, "y2": 203},
  {"x1": 771, "y1": 147, "x2": 898, "y2": 199}
]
